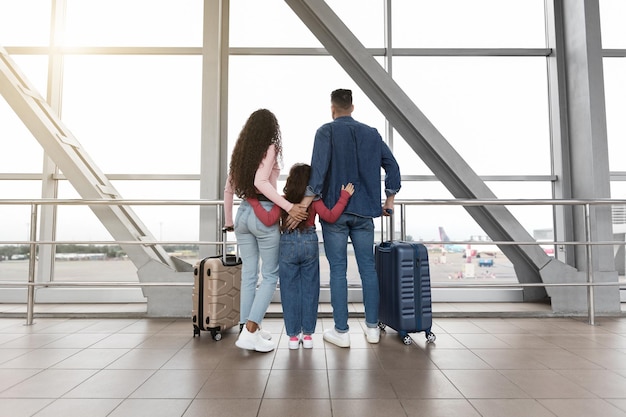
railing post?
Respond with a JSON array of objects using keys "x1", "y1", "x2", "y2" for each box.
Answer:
[
  {"x1": 26, "y1": 203, "x2": 38, "y2": 326},
  {"x1": 583, "y1": 203, "x2": 595, "y2": 325}
]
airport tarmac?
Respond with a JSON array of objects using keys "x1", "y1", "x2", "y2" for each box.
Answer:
[{"x1": 0, "y1": 251, "x2": 515, "y2": 286}]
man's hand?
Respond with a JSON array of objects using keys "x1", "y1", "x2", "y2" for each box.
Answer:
[{"x1": 382, "y1": 195, "x2": 395, "y2": 216}]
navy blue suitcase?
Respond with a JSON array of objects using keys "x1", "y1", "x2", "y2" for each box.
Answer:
[{"x1": 375, "y1": 240, "x2": 436, "y2": 345}]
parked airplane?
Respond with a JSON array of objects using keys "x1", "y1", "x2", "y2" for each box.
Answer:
[{"x1": 438, "y1": 227, "x2": 502, "y2": 257}]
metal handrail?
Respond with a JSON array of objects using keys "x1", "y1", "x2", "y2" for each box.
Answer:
[{"x1": 1, "y1": 198, "x2": 625, "y2": 326}]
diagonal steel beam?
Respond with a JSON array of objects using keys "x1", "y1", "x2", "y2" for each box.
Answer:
[
  {"x1": 285, "y1": 0, "x2": 554, "y2": 299},
  {"x1": 0, "y1": 46, "x2": 175, "y2": 271}
]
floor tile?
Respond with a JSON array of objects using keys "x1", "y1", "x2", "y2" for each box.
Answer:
[
  {"x1": 401, "y1": 399, "x2": 481, "y2": 417},
  {"x1": 500, "y1": 369, "x2": 596, "y2": 398},
  {"x1": 107, "y1": 399, "x2": 191, "y2": 417},
  {"x1": 327, "y1": 370, "x2": 396, "y2": 399},
  {"x1": 325, "y1": 347, "x2": 382, "y2": 370},
  {"x1": 0, "y1": 348, "x2": 80, "y2": 369},
  {"x1": 426, "y1": 349, "x2": 492, "y2": 370},
  {"x1": 330, "y1": 399, "x2": 408, "y2": 417},
  {"x1": 555, "y1": 369, "x2": 626, "y2": 398},
  {"x1": 388, "y1": 370, "x2": 464, "y2": 399},
  {"x1": 52, "y1": 348, "x2": 130, "y2": 369},
  {"x1": 130, "y1": 369, "x2": 210, "y2": 399},
  {"x1": 442, "y1": 370, "x2": 530, "y2": 399},
  {"x1": 271, "y1": 347, "x2": 328, "y2": 370},
  {"x1": 0, "y1": 369, "x2": 97, "y2": 398},
  {"x1": 469, "y1": 399, "x2": 556, "y2": 417},
  {"x1": 258, "y1": 398, "x2": 332, "y2": 417},
  {"x1": 105, "y1": 348, "x2": 178, "y2": 369},
  {"x1": 63, "y1": 369, "x2": 155, "y2": 398},
  {"x1": 264, "y1": 370, "x2": 330, "y2": 399},
  {"x1": 32, "y1": 398, "x2": 122, "y2": 417},
  {"x1": 195, "y1": 369, "x2": 270, "y2": 399},
  {"x1": 0, "y1": 399, "x2": 54, "y2": 417},
  {"x1": 183, "y1": 399, "x2": 261, "y2": 417},
  {"x1": 0, "y1": 369, "x2": 41, "y2": 392},
  {"x1": 539, "y1": 398, "x2": 626, "y2": 417}
]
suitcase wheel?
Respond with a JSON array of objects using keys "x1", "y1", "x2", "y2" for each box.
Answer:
[
  {"x1": 397, "y1": 330, "x2": 413, "y2": 345},
  {"x1": 426, "y1": 332, "x2": 436, "y2": 344},
  {"x1": 211, "y1": 330, "x2": 222, "y2": 341},
  {"x1": 377, "y1": 322, "x2": 387, "y2": 331},
  {"x1": 193, "y1": 325, "x2": 200, "y2": 337}
]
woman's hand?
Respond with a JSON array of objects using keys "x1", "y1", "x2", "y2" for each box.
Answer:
[
  {"x1": 342, "y1": 183, "x2": 355, "y2": 196},
  {"x1": 288, "y1": 204, "x2": 308, "y2": 222}
]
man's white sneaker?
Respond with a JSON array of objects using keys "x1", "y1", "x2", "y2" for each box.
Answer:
[
  {"x1": 364, "y1": 326, "x2": 380, "y2": 344},
  {"x1": 323, "y1": 328, "x2": 350, "y2": 348},
  {"x1": 235, "y1": 327, "x2": 275, "y2": 352}
]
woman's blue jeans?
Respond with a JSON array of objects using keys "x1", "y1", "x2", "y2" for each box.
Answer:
[
  {"x1": 279, "y1": 227, "x2": 320, "y2": 337},
  {"x1": 234, "y1": 200, "x2": 280, "y2": 326},
  {"x1": 321, "y1": 214, "x2": 380, "y2": 332}
]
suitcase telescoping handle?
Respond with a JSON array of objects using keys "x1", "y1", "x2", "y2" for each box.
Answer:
[
  {"x1": 220, "y1": 227, "x2": 240, "y2": 266},
  {"x1": 385, "y1": 208, "x2": 394, "y2": 243}
]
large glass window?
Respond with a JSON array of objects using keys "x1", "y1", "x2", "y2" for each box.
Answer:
[
  {"x1": 64, "y1": 0, "x2": 203, "y2": 47},
  {"x1": 0, "y1": 0, "x2": 51, "y2": 46},
  {"x1": 393, "y1": 57, "x2": 551, "y2": 175},
  {"x1": 604, "y1": 58, "x2": 626, "y2": 172},
  {"x1": 392, "y1": 0, "x2": 546, "y2": 48},
  {"x1": 230, "y1": 0, "x2": 384, "y2": 48},
  {"x1": 62, "y1": 55, "x2": 202, "y2": 174}
]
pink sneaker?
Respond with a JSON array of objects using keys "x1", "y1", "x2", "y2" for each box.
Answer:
[{"x1": 302, "y1": 334, "x2": 313, "y2": 349}]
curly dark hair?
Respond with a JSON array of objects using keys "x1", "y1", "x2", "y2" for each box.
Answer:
[
  {"x1": 228, "y1": 109, "x2": 283, "y2": 199},
  {"x1": 280, "y1": 163, "x2": 311, "y2": 231}
]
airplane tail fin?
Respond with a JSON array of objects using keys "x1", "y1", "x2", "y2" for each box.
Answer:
[{"x1": 439, "y1": 227, "x2": 450, "y2": 242}]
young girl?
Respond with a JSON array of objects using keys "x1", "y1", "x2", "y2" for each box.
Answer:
[{"x1": 248, "y1": 163, "x2": 354, "y2": 349}]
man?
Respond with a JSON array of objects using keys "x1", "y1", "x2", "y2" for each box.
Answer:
[{"x1": 294, "y1": 88, "x2": 401, "y2": 347}]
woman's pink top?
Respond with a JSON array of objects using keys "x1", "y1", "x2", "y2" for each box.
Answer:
[
  {"x1": 224, "y1": 144, "x2": 294, "y2": 226},
  {"x1": 248, "y1": 189, "x2": 352, "y2": 227}
]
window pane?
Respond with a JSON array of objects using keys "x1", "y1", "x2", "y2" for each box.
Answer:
[
  {"x1": 392, "y1": 0, "x2": 546, "y2": 48},
  {"x1": 230, "y1": 0, "x2": 384, "y2": 48},
  {"x1": 0, "y1": 55, "x2": 48, "y2": 172},
  {"x1": 65, "y1": 0, "x2": 203, "y2": 46},
  {"x1": 604, "y1": 58, "x2": 626, "y2": 171},
  {"x1": 600, "y1": 0, "x2": 626, "y2": 49},
  {"x1": 62, "y1": 55, "x2": 202, "y2": 174},
  {"x1": 0, "y1": 0, "x2": 51, "y2": 46},
  {"x1": 0, "y1": 182, "x2": 41, "y2": 242},
  {"x1": 393, "y1": 57, "x2": 551, "y2": 175}
]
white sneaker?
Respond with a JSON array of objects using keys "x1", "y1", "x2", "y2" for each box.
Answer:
[
  {"x1": 302, "y1": 334, "x2": 314, "y2": 349},
  {"x1": 323, "y1": 328, "x2": 350, "y2": 348},
  {"x1": 364, "y1": 326, "x2": 380, "y2": 344},
  {"x1": 258, "y1": 328, "x2": 272, "y2": 340},
  {"x1": 236, "y1": 327, "x2": 275, "y2": 352},
  {"x1": 288, "y1": 334, "x2": 301, "y2": 350}
]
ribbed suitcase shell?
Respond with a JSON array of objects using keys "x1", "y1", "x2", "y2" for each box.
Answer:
[
  {"x1": 192, "y1": 254, "x2": 241, "y2": 340},
  {"x1": 375, "y1": 241, "x2": 435, "y2": 343}
]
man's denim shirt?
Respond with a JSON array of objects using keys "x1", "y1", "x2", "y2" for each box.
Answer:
[{"x1": 306, "y1": 116, "x2": 401, "y2": 218}]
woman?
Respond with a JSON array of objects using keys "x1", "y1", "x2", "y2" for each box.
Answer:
[{"x1": 223, "y1": 109, "x2": 308, "y2": 352}]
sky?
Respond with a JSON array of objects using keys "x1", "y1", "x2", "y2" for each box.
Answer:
[{"x1": 1, "y1": 0, "x2": 625, "y2": 245}]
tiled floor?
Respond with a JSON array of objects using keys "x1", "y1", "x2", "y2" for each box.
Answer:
[{"x1": 1, "y1": 305, "x2": 626, "y2": 417}]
